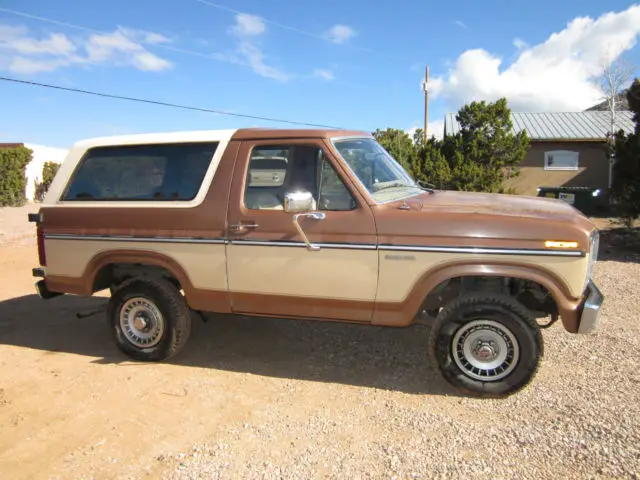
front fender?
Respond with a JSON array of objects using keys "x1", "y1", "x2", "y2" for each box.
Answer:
[{"x1": 372, "y1": 260, "x2": 582, "y2": 332}]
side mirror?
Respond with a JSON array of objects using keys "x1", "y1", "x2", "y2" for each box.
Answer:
[{"x1": 284, "y1": 191, "x2": 314, "y2": 213}]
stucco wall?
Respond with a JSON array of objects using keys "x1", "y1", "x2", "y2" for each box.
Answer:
[
  {"x1": 23, "y1": 144, "x2": 69, "y2": 202},
  {"x1": 505, "y1": 141, "x2": 610, "y2": 196}
]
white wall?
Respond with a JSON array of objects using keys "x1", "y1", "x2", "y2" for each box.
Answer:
[{"x1": 23, "y1": 143, "x2": 69, "y2": 202}]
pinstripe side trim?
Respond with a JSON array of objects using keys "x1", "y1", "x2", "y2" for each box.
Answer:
[
  {"x1": 44, "y1": 234, "x2": 226, "y2": 245},
  {"x1": 379, "y1": 244, "x2": 585, "y2": 257},
  {"x1": 43, "y1": 234, "x2": 585, "y2": 257}
]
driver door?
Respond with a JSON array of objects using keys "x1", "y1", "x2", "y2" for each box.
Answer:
[{"x1": 226, "y1": 138, "x2": 378, "y2": 322}]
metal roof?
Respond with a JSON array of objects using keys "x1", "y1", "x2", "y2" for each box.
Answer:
[{"x1": 444, "y1": 111, "x2": 635, "y2": 140}]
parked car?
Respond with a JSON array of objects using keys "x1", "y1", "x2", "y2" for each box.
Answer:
[{"x1": 29, "y1": 128, "x2": 603, "y2": 397}]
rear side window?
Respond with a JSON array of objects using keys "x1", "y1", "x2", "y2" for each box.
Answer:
[{"x1": 62, "y1": 142, "x2": 218, "y2": 201}]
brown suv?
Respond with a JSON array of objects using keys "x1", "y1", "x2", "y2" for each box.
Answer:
[{"x1": 29, "y1": 128, "x2": 603, "y2": 397}]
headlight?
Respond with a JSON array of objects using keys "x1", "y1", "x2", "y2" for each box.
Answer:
[{"x1": 584, "y1": 230, "x2": 599, "y2": 289}]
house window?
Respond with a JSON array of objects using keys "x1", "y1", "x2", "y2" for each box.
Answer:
[{"x1": 544, "y1": 150, "x2": 579, "y2": 171}]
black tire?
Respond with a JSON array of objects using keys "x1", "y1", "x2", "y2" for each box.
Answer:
[
  {"x1": 107, "y1": 277, "x2": 192, "y2": 361},
  {"x1": 429, "y1": 293, "x2": 543, "y2": 398}
]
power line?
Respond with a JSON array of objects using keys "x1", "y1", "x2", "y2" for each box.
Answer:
[{"x1": 0, "y1": 76, "x2": 344, "y2": 129}]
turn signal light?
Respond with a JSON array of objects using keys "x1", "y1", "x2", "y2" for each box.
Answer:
[{"x1": 544, "y1": 240, "x2": 578, "y2": 249}]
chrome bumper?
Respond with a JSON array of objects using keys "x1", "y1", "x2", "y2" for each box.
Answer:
[{"x1": 577, "y1": 280, "x2": 604, "y2": 334}]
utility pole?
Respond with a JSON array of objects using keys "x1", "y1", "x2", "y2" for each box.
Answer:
[{"x1": 423, "y1": 65, "x2": 429, "y2": 142}]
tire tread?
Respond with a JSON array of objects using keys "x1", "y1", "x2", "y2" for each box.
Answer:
[{"x1": 428, "y1": 292, "x2": 543, "y2": 398}]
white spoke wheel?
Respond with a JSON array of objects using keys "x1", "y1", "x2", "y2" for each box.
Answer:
[
  {"x1": 452, "y1": 320, "x2": 520, "y2": 382},
  {"x1": 429, "y1": 293, "x2": 543, "y2": 398},
  {"x1": 119, "y1": 297, "x2": 165, "y2": 348},
  {"x1": 107, "y1": 277, "x2": 192, "y2": 362}
]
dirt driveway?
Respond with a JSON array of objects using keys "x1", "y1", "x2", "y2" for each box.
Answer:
[{"x1": 1, "y1": 206, "x2": 639, "y2": 479}]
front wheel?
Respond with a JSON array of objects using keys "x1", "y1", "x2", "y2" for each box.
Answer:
[
  {"x1": 429, "y1": 293, "x2": 543, "y2": 398},
  {"x1": 107, "y1": 277, "x2": 192, "y2": 361}
]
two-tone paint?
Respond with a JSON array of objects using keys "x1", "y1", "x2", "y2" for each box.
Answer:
[{"x1": 35, "y1": 128, "x2": 600, "y2": 333}]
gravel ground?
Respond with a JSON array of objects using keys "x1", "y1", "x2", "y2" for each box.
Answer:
[
  {"x1": 1, "y1": 205, "x2": 639, "y2": 479},
  {"x1": 0, "y1": 204, "x2": 39, "y2": 247},
  {"x1": 161, "y1": 239, "x2": 640, "y2": 480}
]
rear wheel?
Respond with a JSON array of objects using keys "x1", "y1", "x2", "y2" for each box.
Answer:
[
  {"x1": 429, "y1": 293, "x2": 543, "y2": 398},
  {"x1": 107, "y1": 277, "x2": 191, "y2": 361}
]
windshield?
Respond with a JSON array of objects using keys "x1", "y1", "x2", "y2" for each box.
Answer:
[{"x1": 332, "y1": 137, "x2": 422, "y2": 203}]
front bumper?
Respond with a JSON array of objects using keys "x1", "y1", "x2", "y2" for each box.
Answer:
[{"x1": 577, "y1": 279, "x2": 604, "y2": 334}]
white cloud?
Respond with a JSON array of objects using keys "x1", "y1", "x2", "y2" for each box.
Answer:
[
  {"x1": 230, "y1": 14, "x2": 266, "y2": 37},
  {"x1": 85, "y1": 28, "x2": 172, "y2": 71},
  {"x1": 454, "y1": 20, "x2": 468, "y2": 30},
  {"x1": 236, "y1": 41, "x2": 289, "y2": 81},
  {"x1": 143, "y1": 32, "x2": 171, "y2": 45},
  {"x1": 117, "y1": 27, "x2": 173, "y2": 45},
  {"x1": 312, "y1": 68, "x2": 335, "y2": 81},
  {"x1": 226, "y1": 13, "x2": 289, "y2": 81},
  {"x1": 324, "y1": 24, "x2": 356, "y2": 44},
  {"x1": 0, "y1": 23, "x2": 173, "y2": 74},
  {"x1": 407, "y1": 120, "x2": 445, "y2": 141},
  {"x1": 8, "y1": 56, "x2": 69, "y2": 74},
  {"x1": 429, "y1": 5, "x2": 640, "y2": 112},
  {"x1": 513, "y1": 37, "x2": 528, "y2": 50}
]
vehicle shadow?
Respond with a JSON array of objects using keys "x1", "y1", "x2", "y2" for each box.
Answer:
[{"x1": 0, "y1": 294, "x2": 459, "y2": 397}]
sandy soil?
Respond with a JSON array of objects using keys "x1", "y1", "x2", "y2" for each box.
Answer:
[{"x1": 1, "y1": 205, "x2": 639, "y2": 479}]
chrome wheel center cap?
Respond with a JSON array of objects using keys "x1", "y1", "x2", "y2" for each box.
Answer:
[
  {"x1": 134, "y1": 315, "x2": 149, "y2": 331},
  {"x1": 474, "y1": 342, "x2": 497, "y2": 361}
]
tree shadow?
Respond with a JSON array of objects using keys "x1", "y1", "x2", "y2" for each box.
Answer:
[
  {"x1": 0, "y1": 294, "x2": 459, "y2": 397},
  {"x1": 596, "y1": 227, "x2": 640, "y2": 263}
]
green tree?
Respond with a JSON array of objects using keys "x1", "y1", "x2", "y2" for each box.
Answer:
[
  {"x1": 372, "y1": 128, "x2": 416, "y2": 171},
  {"x1": 444, "y1": 98, "x2": 529, "y2": 192},
  {"x1": 34, "y1": 161, "x2": 61, "y2": 202},
  {"x1": 0, "y1": 146, "x2": 32, "y2": 206},
  {"x1": 627, "y1": 78, "x2": 640, "y2": 133},
  {"x1": 410, "y1": 128, "x2": 451, "y2": 189},
  {"x1": 611, "y1": 79, "x2": 640, "y2": 227}
]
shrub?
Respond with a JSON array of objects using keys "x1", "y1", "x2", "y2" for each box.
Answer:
[
  {"x1": 34, "y1": 161, "x2": 61, "y2": 202},
  {"x1": 0, "y1": 146, "x2": 32, "y2": 207}
]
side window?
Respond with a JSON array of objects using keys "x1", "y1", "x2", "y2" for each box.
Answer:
[
  {"x1": 62, "y1": 142, "x2": 218, "y2": 201},
  {"x1": 244, "y1": 145, "x2": 356, "y2": 211},
  {"x1": 317, "y1": 152, "x2": 357, "y2": 211}
]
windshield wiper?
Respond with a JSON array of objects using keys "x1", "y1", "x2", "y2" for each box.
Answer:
[
  {"x1": 415, "y1": 180, "x2": 435, "y2": 193},
  {"x1": 372, "y1": 181, "x2": 412, "y2": 192}
]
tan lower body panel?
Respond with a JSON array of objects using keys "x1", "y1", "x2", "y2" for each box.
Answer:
[
  {"x1": 43, "y1": 240, "x2": 588, "y2": 332},
  {"x1": 44, "y1": 239, "x2": 228, "y2": 291},
  {"x1": 226, "y1": 244, "x2": 378, "y2": 321},
  {"x1": 378, "y1": 251, "x2": 588, "y2": 302}
]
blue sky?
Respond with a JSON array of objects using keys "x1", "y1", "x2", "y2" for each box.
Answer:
[{"x1": 1, "y1": 0, "x2": 639, "y2": 148}]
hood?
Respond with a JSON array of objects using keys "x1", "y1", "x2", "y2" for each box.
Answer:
[
  {"x1": 373, "y1": 190, "x2": 596, "y2": 250},
  {"x1": 413, "y1": 190, "x2": 583, "y2": 221}
]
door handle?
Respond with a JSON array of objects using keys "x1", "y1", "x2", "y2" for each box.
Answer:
[
  {"x1": 292, "y1": 212, "x2": 326, "y2": 251},
  {"x1": 230, "y1": 222, "x2": 259, "y2": 233}
]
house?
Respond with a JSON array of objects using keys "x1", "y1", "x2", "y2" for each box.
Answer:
[
  {"x1": 0, "y1": 142, "x2": 69, "y2": 203},
  {"x1": 443, "y1": 110, "x2": 635, "y2": 197}
]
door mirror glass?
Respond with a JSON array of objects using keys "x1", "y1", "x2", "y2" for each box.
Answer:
[{"x1": 284, "y1": 191, "x2": 314, "y2": 213}]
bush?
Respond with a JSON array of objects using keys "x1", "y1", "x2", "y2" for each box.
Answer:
[
  {"x1": 34, "y1": 161, "x2": 61, "y2": 202},
  {"x1": 0, "y1": 146, "x2": 32, "y2": 207}
]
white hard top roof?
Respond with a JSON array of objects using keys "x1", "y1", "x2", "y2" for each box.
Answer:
[{"x1": 72, "y1": 129, "x2": 239, "y2": 149}]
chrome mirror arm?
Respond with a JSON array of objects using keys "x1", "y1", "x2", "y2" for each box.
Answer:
[{"x1": 292, "y1": 212, "x2": 326, "y2": 251}]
